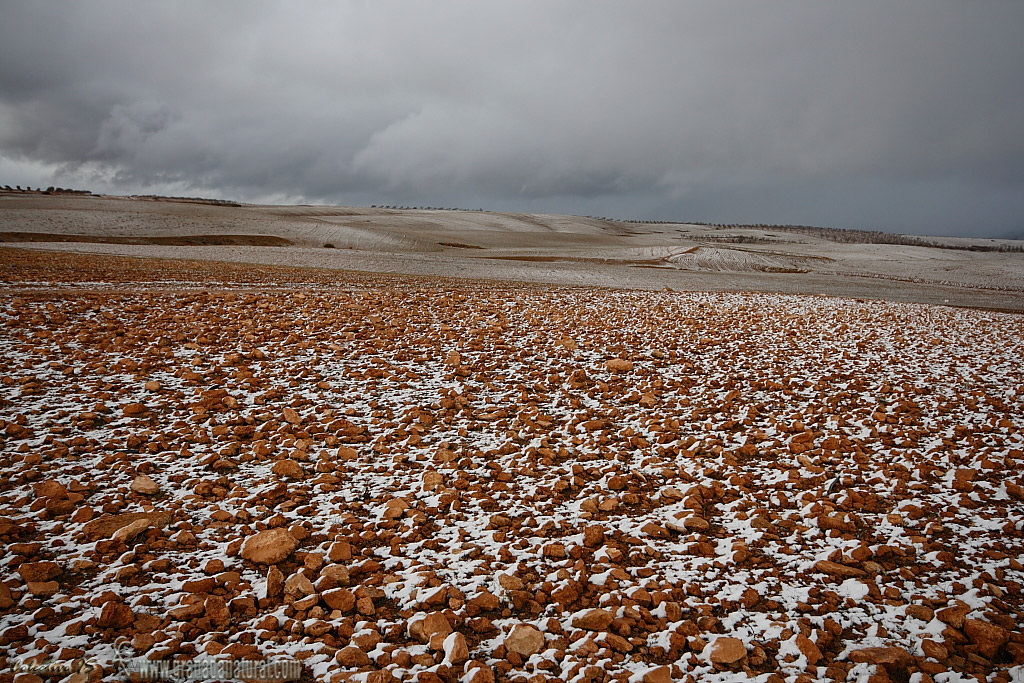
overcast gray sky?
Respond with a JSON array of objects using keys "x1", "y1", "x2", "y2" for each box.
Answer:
[{"x1": 2, "y1": 1, "x2": 1023, "y2": 237}]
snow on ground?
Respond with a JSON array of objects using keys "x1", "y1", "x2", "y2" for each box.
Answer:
[{"x1": 1, "y1": 249, "x2": 1023, "y2": 683}]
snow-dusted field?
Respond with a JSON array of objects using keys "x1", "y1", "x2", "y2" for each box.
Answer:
[
  {"x1": 3, "y1": 194, "x2": 1024, "y2": 312},
  {"x1": 1, "y1": 249, "x2": 1023, "y2": 683}
]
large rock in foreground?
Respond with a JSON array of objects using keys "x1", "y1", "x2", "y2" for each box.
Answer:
[
  {"x1": 82, "y1": 512, "x2": 171, "y2": 541},
  {"x1": 710, "y1": 637, "x2": 746, "y2": 664},
  {"x1": 571, "y1": 608, "x2": 613, "y2": 631},
  {"x1": 240, "y1": 528, "x2": 298, "y2": 564},
  {"x1": 505, "y1": 624, "x2": 545, "y2": 656},
  {"x1": 848, "y1": 646, "x2": 913, "y2": 668}
]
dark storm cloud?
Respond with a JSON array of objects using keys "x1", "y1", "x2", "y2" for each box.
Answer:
[{"x1": 2, "y1": 1, "x2": 1023, "y2": 236}]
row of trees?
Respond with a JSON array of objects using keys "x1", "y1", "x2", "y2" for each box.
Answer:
[
  {"x1": 702, "y1": 223, "x2": 1024, "y2": 253},
  {"x1": 371, "y1": 205, "x2": 487, "y2": 212},
  {"x1": 134, "y1": 194, "x2": 241, "y2": 207},
  {"x1": 2, "y1": 185, "x2": 93, "y2": 195}
]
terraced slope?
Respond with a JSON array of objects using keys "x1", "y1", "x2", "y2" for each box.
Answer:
[{"x1": 663, "y1": 247, "x2": 829, "y2": 273}]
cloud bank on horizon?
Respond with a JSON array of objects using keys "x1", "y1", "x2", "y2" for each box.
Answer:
[{"x1": 1, "y1": 1, "x2": 1023, "y2": 237}]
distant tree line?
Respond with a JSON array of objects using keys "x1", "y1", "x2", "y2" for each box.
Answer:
[
  {"x1": 134, "y1": 195, "x2": 242, "y2": 207},
  {"x1": 2, "y1": 185, "x2": 94, "y2": 195},
  {"x1": 371, "y1": 205, "x2": 487, "y2": 212},
  {"x1": 696, "y1": 222, "x2": 1024, "y2": 253}
]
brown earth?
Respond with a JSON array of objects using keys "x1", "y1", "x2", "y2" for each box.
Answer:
[
  {"x1": 0, "y1": 230, "x2": 1023, "y2": 683},
  {"x1": 0, "y1": 231, "x2": 293, "y2": 247}
]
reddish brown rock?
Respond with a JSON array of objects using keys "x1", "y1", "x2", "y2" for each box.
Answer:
[
  {"x1": 205, "y1": 595, "x2": 230, "y2": 627},
  {"x1": 605, "y1": 358, "x2": 634, "y2": 373},
  {"x1": 336, "y1": 446, "x2": 358, "y2": 461},
  {"x1": 421, "y1": 470, "x2": 444, "y2": 492},
  {"x1": 813, "y1": 560, "x2": 866, "y2": 578},
  {"x1": 583, "y1": 525, "x2": 606, "y2": 548},
  {"x1": 356, "y1": 596, "x2": 375, "y2": 615},
  {"x1": 660, "y1": 487, "x2": 684, "y2": 501},
  {"x1": 683, "y1": 516, "x2": 710, "y2": 533},
  {"x1": 26, "y1": 581, "x2": 59, "y2": 597},
  {"x1": 710, "y1": 637, "x2": 746, "y2": 665},
  {"x1": 542, "y1": 542, "x2": 566, "y2": 559},
  {"x1": 350, "y1": 630, "x2": 382, "y2": 651},
  {"x1": 410, "y1": 612, "x2": 452, "y2": 644},
  {"x1": 467, "y1": 590, "x2": 500, "y2": 612},
  {"x1": 665, "y1": 520, "x2": 688, "y2": 533},
  {"x1": 642, "y1": 666, "x2": 673, "y2": 683},
  {"x1": 317, "y1": 564, "x2": 351, "y2": 590},
  {"x1": 964, "y1": 619, "x2": 1010, "y2": 659},
  {"x1": 848, "y1": 647, "x2": 912, "y2": 668},
  {"x1": 97, "y1": 601, "x2": 135, "y2": 629},
  {"x1": 240, "y1": 528, "x2": 298, "y2": 565},
  {"x1": 464, "y1": 666, "x2": 495, "y2": 683},
  {"x1": 641, "y1": 522, "x2": 671, "y2": 538},
  {"x1": 382, "y1": 497, "x2": 409, "y2": 519},
  {"x1": 82, "y1": 512, "x2": 171, "y2": 541},
  {"x1": 172, "y1": 530, "x2": 196, "y2": 546},
  {"x1": 489, "y1": 514, "x2": 512, "y2": 529},
  {"x1": 920, "y1": 639, "x2": 948, "y2": 661},
  {"x1": 322, "y1": 588, "x2": 355, "y2": 612},
  {"x1": 34, "y1": 480, "x2": 69, "y2": 499},
  {"x1": 795, "y1": 634, "x2": 822, "y2": 666},
  {"x1": 936, "y1": 604, "x2": 970, "y2": 629},
  {"x1": 111, "y1": 518, "x2": 151, "y2": 543},
  {"x1": 45, "y1": 498, "x2": 77, "y2": 516},
  {"x1": 271, "y1": 459, "x2": 305, "y2": 479},
  {"x1": 443, "y1": 632, "x2": 470, "y2": 665},
  {"x1": 607, "y1": 475, "x2": 627, "y2": 491},
  {"x1": 122, "y1": 402, "x2": 147, "y2": 416},
  {"x1": 550, "y1": 581, "x2": 582, "y2": 608},
  {"x1": 818, "y1": 514, "x2": 855, "y2": 533},
  {"x1": 555, "y1": 337, "x2": 578, "y2": 351},
  {"x1": 17, "y1": 561, "x2": 61, "y2": 583},
  {"x1": 182, "y1": 577, "x2": 216, "y2": 593},
  {"x1": 905, "y1": 605, "x2": 934, "y2": 622},
  {"x1": 130, "y1": 474, "x2": 160, "y2": 495},
  {"x1": 0, "y1": 583, "x2": 13, "y2": 609},
  {"x1": 336, "y1": 646, "x2": 371, "y2": 667},
  {"x1": 505, "y1": 623, "x2": 545, "y2": 656},
  {"x1": 284, "y1": 571, "x2": 314, "y2": 597},
  {"x1": 266, "y1": 565, "x2": 284, "y2": 599},
  {"x1": 598, "y1": 634, "x2": 630, "y2": 655},
  {"x1": 498, "y1": 574, "x2": 525, "y2": 591},
  {"x1": 328, "y1": 541, "x2": 353, "y2": 562},
  {"x1": 572, "y1": 608, "x2": 614, "y2": 631}
]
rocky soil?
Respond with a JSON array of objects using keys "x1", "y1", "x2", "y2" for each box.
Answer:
[{"x1": 1, "y1": 248, "x2": 1023, "y2": 683}]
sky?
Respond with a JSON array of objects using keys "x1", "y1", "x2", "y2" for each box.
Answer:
[{"x1": 2, "y1": 1, "x2": 1023, "y2": 238}]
